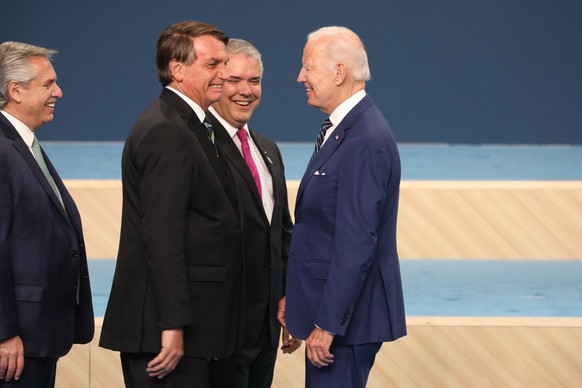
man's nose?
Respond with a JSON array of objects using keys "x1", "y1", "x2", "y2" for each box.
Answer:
[
  {"x1": 53, "y1": 83, "x2": 63, "y2": 98},
  {"x1": 297, "y1": 68, "x2": 306, "y2": 83}
]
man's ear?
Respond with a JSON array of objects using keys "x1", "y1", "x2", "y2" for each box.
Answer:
[
  {"x1": 169, "y1": 59, "x2": 183, "y2": 82},
  {"x1": 6, "y1": 80, "x2": 23, "y2": 103},
  {"x1": 334, "y1": 63, "x2": 347, "y2": 85}
]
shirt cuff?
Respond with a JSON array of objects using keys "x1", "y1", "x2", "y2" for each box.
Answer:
[{"x1": 315, "y1": 324, "x2": 335, "y2": 336}]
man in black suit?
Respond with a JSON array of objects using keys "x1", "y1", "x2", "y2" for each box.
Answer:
[
  {"x1": 0, "y1": 41, "x2": 94, "y2": 388},
  {"x1": 206, "y1": 38, "x2": 299, "y2": 388},
  {"x1": 99, "y1": 21, "x2": 242, "y2": 388}
]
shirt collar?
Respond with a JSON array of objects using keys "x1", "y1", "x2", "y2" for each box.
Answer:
[
  {"x1": 208, "y1": 106, "x2": 250, "y2": 140},
  {"x1": 165, "y1": 86, "x2": 206, "y2": 124},
  {"x1": 329, "y1": 89, "x2": 366, "y2": 127},
  {"x1": 1, "y1": 110, "x2": 35, "y2": 148}
]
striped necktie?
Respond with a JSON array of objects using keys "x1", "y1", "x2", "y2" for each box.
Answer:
[
  {"x1": 31, "y1": 136, "x2": 64, "y2": 209},
  {"x1": 312, "y1": 118, "x2": 333, "y2": 159}
]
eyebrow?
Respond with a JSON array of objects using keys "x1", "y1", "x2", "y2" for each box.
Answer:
[{"x1": 228, "y1": 76, "x2": 261, "y2": 80}]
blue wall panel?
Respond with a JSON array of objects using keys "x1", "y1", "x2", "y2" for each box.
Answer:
[{"x1": 2, "y1": 0, "x2": 581, "y2": 143}]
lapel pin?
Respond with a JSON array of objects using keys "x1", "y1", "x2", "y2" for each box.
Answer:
[{"x1": 335, "y1": 134, "x2": 339, "y2": 140}]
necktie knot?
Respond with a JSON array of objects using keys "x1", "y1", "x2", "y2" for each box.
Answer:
[
  {"x1": 202, "y1": 117, "x2": 214, "y2": 144},
  {"x1": 31, "y1": 136, "x2": 41, "y2": 153},
  {"x1": 236, "y1": 128, "x2": 262, "y2": 198},
  {"x1": 313, "y1": 118, "x2": 333, "y2": 158},
  {"x1": 236, "y1": 127, "x2": 249, "y2": 142},
  {"x1": 31, "y1": 136, "x2": 65, "y2": 209}
]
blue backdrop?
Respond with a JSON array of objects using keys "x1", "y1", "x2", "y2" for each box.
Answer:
[{"x1": 2, "y1": 0, "x2": 581, "y2": 144}]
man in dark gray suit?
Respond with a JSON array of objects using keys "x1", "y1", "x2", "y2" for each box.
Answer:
[
  {"x1": 206, "y1": 38, "x2": 300, "y2": 388},
  {"x1": 99, "y1": 21, "x2": 243, "y2": 388}
]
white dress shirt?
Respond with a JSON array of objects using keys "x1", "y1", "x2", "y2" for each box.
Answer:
[
  {"x1": 1, "y1": 110, "x2": 35, "y2": 156},
  {"x1": 208, "y1": 106, "x2": 274, "y2": 223},
  {"x1": 166, "y1": 86, "x2": 206, "y2": 123},
  {"x1": 321, "y1": 89, "x2": 367, "y2": 147}
]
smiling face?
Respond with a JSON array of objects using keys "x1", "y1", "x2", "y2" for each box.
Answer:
[
  {"x1": 6, "y1": 56, "x2": 63, "y2": 131},
  {"x1": 297, "y1": 39, "x2": 339, "y2": 115},
  {"x1": 212, "y1": 53, "x2": 262, "y2": 128},
  {"x1": 171, "y1": 34, "x2": 228, "y2": 110}
]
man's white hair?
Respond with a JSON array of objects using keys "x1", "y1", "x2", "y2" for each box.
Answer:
[{"x1": 307, "y1": 26, "x2": 371, "y2": 82}]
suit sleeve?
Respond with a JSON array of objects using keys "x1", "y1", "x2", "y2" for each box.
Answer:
[
  {"x1": 134, "y1": 123, "x2": 194, "y2": 330},
  {"x1": 0, "y1": 150, "x2": 18, "y2": 341},
  {"x1": 276, "y1": 145, "x2": 293, "y2": 292},
  {"x1": 314, "y1": 137, "x2": 391, "y2": 336}
]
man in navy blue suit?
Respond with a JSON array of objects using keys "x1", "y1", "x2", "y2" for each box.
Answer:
[
  {"x1": 0, "y1": 42, "x2": 94, "y2": 387},
  {"x1": 278, "y1": 26, "x2": 406, "y2": 387}
]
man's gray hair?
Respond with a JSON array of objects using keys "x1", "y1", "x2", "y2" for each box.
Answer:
[
  {"x1": 226, "y1": 38, "x2": 263, "y2": 76},
  {"x1": 0, "y1": 41, "x2": 58, "y2": 109},
  {"x1": 308, "y1": 26, "x2": 371, "y2": 82}
]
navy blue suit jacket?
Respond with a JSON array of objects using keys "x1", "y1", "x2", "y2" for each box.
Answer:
[
  {"x1": 0, "y1": 113, "x2": 94, "y2": 358},
  {"x1": 286, "y1": 95, "x2": 406, "y2": 345}
]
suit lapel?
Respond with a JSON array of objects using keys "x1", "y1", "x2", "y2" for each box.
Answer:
[
  {"x1": 0, "y1": 116, "x2": 70, "y2": 223},
  {"x1": 250, "y1": 130, "x2": 277, "y2": 195},
  {"x1": 159, "y1": 90, "x2": 238, "y2": 212},
  {"x1": 296, "y1": 95, "x2": 374, "y2": 207},
  {"x1": 209, "y1": 114, "x2": 267, "y2": 220},
  {"x1": 250, "y1": 130, "x2": 280, "y2": 217}
]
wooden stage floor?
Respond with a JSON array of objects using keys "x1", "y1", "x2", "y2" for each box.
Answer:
[{"x1": 50, "y1": 179, "x2": 582, "y2": 387}]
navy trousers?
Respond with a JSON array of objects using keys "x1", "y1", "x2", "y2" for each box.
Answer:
[{"x1": 0, "y1": 357, "x2": 57, "y2": 388}]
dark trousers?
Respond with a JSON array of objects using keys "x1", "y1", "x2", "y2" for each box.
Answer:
[
  {"x1": 208, "y1": 316, "x2": 277, "y2": 388},
  {"x1": 120, "y1": 352, "x2": 209, "y2": 388},
  {"x1": 0, "y1": 357, "x2": 57, "y2": 388},
  {"x1": 305, "y1": 343, "x2": 382, "y2": 388}
]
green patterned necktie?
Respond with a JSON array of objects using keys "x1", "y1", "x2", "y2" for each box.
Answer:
[
  {"x1": 202, "y1": 117, "x2": 219, "y2": 157},
  {"x1": 31, "y1": 136, "x2": 64, "y2": 209},
  {"x1": 203, "y1": 116, "x2": 215, "y2": 144}
]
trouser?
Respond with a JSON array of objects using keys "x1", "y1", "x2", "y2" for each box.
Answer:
[{"x1": 0, "y1": 357, "x2": 57, "y2": 388}]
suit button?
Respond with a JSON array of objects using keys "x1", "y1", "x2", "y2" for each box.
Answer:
[
  {"x1": 240, "y1": 265, "x2": 244, "y2": 270},
  {"x1": 71, "y1": 250, "x2": 79, "y2": 258},
  {"x1": 295, "y1": 217, "x2": 300, "y2": 223}
]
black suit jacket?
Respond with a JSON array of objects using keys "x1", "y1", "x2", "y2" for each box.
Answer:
[
  {"x1": 100, "y1": 89, "x2": 244, "y2": 359},
  {"x1": 209, "y1": 112, "x2": 293, "y2": 348},
  {"x1": 0, "y1": 113, "x2": 94, "y2": 358}
]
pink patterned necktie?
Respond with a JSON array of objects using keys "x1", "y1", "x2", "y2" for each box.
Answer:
[{"x1": 236, "y1": 128, "x2": 262, "y2": 198}]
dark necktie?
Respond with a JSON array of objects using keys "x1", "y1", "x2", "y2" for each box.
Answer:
[
  {"x1": 202, "y1": 116, "x2": 219, "y2": 157},
  {"x1": 31, "y1": 136, "x2": 64, "y2": 209},
  {"x1": 202, "y1": 117, "x2": 215, "y2": 144},
  {"x1": 313, "y1": 118, "x2": 333, "y2": 158},
  {"x1": 236, "y1": 128, "x2": 262, "y2": 198}
]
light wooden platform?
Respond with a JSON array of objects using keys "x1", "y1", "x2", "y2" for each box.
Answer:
[
  {"x1": 57, "y1": 317, "x2": 582, "y2": 388},
  {"x1": 66, "y1": 180, "x2": 582, "y2": 260},
  {"x1": 54, "y1": 179, "x2": 582, "y2": 387}
]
